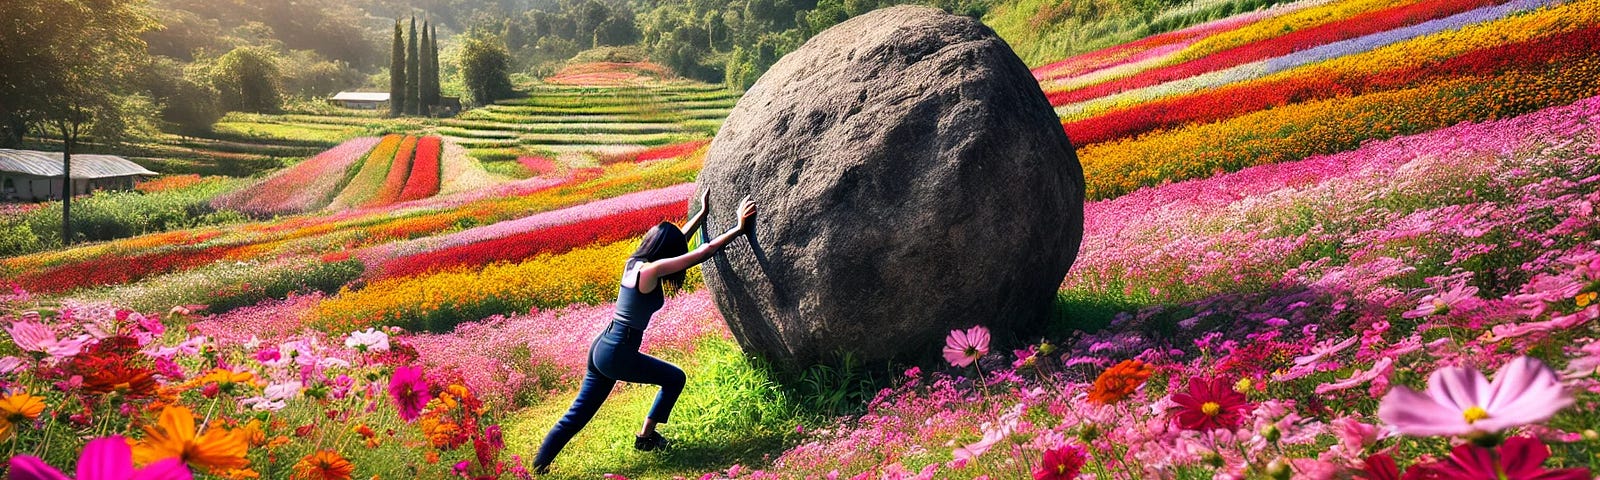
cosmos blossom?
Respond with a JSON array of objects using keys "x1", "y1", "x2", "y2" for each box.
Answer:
[
  {"x1": 943, "y1": 326, "x2": 991, "y2": 368},
  {"x1": 1033, "y1": 444, "x2": 1089, "y2": 480},
  {"x1": 1171, "y1": 377, "x2": 1251, "y2": 431},
  {"x1": 1378, "y1": 356, "x2": 1571, "y2": 437},
  {"x1": 389, "y1": 366, "x2": 432, "y2": 422}
]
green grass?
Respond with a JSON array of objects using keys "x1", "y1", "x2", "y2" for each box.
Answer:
[
  {"x1": 502, "y1": 337, "x2": 806, "y2": 479},
  {"x1": 211, "y1": 121, "x2": 361, "y2": 145}
]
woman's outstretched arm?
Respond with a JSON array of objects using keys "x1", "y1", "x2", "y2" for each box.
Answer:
[
  {"x1": 641, "y1": 196, "x2": 756, "y2": 286},
  {"x1": 681, "y1": 190, "x2": 710, "y2": 239}
]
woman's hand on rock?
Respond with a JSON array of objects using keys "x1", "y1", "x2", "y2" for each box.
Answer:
[{"x1": 736, "y1": 196, "x2": 758, "y2": 233}]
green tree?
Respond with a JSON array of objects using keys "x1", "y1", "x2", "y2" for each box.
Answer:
[
  {"x1": 0, "y1": 0, "x2": 156, "y2": 244},
  {"x1": 390, "y1": 19, "x2": 406, "y2": 117},
  {"x1": 212, "y1": 46, "x2": 283, "y2": 113},
  {"x1": 427, "y1": 24, "x2": 442, "y2": 109},
  {"x1": 458, "y1": 35, "x2": 514, "y2": 106},
  {"x1": 143, "y1": 57, "x2": 222, "y2": 138},
  {"x1": 407, "y1": 17, "x2": 421, "y2": 115}
]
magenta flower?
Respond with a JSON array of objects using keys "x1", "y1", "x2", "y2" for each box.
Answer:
[
  {"x1": 389, "y1": 365, "x2": 432, "y2": 422},
  {"x1": 943, "y1": 325, "x2": 990, "y2": 368},
  {"x1": 9, "y1": 436, "x2": 192, "y2": 480},
  {"x1": 1378, "y1": 356, "x2": 1572, "y2": 437},
  {"x1": 1406, "y1": 436, "x2": 1590, "y2": 479},
  {"x1": 5, "y1": 320, "x2": 88, "y2": 359}
]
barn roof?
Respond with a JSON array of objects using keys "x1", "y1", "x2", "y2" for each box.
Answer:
[
  {"x1": 0, "y1": 149, "x2": 158, "y2": 179},
  {"x1": 331, "y1": 91, "x2": 390, "y2": 102}
]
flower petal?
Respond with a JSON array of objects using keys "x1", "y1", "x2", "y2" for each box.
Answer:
[
  {"x1": 1378, "y1": 386, "x2": 1468, "y2": 436},
  {"x1": 77, "y1": 437, "x2": 134, "y2": 480},
  {"x1": 1425, "y1": 365, "x2": 1492, "y2": 412},
  {"x1": 8, "y1": 455, "x2": 73, "y2": 480},
  {"x1": 130, "y1": 459, "x2": 193, "y2": 480}
]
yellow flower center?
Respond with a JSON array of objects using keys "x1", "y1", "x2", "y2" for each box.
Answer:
[
  {"x1": 1201, "y1": 402, "x2": 1221, "y2": 416},
  {"x1": 1058, "y1": 463, "x2": 1068, "y2": 474},
  {"x1": 1463, "y1": 406, "x2": 1489, "y2": 424},
  {"x1": 1577, "y1": 291, "x2": 1596, "y2": 308}
]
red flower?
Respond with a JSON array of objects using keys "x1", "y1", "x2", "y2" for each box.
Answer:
[
  {"x1": 1170, "y1": 377, "x2": 1250, "y2": 431},
  {"x1": 1404, "y1": 436, "x2": 1591, "y2": 480},
  {"x1": 1033, "y1": 444, "x2": 1088, "y2": 480}
]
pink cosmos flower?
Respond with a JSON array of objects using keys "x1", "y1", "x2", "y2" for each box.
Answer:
[
  {"x1": 8, "y1": 435, "x2": 192, "y2": 480},
  {"x1": 943, "y1": 325, "x2": 990, "y2": 368},
  {"x1": 1314, "y1": 357, "x2": 1394, "y2": 395},
  {"x1": 1401, "y1": 282, "x2": 1481, "y2": 319},
  {"x1": 1405, "y1": 436, "x2": 1590, "y2": 479},
  {"x1": 389, "y1": 366, "x2": 432, "y2": 422},
  {"x1": 5, "y1": 320, "x2": 88, "y2": 359},
  {"x1": 1378, "y1": 356, "x2": 1572, "y2": 437}
]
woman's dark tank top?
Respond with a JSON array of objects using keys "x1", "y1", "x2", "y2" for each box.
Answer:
[{"x1": 613, "y1": 259, "x2": 664, "y2": 330}]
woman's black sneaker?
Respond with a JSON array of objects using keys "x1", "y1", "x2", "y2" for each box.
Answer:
[{"x1": 634, "y1": 431, "x2": 668, "y2": 451}]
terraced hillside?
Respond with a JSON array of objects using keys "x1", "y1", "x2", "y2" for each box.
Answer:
[{"x1": 437, "y1": 83, "x2": 737, "y2": 178}]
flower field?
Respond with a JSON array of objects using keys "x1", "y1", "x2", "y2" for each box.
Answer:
[{"x1": 5, "y1": 0, "x2": 1600, "y2": 477}]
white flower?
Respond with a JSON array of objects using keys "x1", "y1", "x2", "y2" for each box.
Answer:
[{"x1": 344, "y1": 328, "x2": 390, "y2": 353}]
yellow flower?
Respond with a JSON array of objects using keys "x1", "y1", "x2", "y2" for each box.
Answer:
[{"x1": 131, "y1": 406, "x2": 251, "y2": 472}]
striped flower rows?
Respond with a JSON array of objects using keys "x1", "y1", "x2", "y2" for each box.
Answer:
[{"x1": 209, "y1": 136, "x2": 380, "y2": 216}]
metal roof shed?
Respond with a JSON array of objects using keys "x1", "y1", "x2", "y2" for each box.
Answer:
[{"x1": 0, "y1": 149, "x2": 158, "y2": 201}]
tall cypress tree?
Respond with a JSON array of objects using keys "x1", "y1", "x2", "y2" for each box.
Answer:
[
  {"x1": 406, "y1": 16, "x2": 420, "y2": 115},
  {"x1": 428, "y1": 24, "x2": 442, "y2": 108},
  {"x1": 389, "y1": 20, "x2": 405, "y2": 117},
  {"x1": 420, "y1": 22, "x2": 433, "y2": 114}
]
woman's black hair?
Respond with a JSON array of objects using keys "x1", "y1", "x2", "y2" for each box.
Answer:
[{"x1": 630, "y1": 221, "x2": 689, "y2": 291}]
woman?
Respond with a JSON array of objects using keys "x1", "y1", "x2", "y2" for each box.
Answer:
[{"x1": 532, "y1": 191, "x2": 757, "y2": 473}]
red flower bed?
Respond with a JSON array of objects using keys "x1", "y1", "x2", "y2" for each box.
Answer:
[
  {"x1": 399, "y1": 136, "x2": 442, "y2": 202},
  {"x1": 599, "y1": 140, "x2": 709, "y2": 165},
  {"x1": 1047, "y1": 0, "x2": 1506, "y2": 106},
  {"x1": 367, "y1": 136, "x2": 418, "y2": 207},
  {"x1": 1065, "y1": 25, "x2": 1600, "y2": 145},
  {"x1": 12, "y1": 246, "x2": 231, "y2": 294},
  {"x1": 636, "y1": 140, "x2": 709, "y2": 162},
  {"x1": 378, "y1": 202, "x2": 686, "y2": 279}
]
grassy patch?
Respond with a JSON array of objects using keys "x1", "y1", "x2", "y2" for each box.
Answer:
[{"x1": 502, "y1": 336, "x2": 804, "y2": 479}]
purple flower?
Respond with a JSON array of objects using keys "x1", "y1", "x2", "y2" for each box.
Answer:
[
  {"x1": 9, "y1": 436, "x2": 192, "y2": 480},
  {"x1": 1378, "y1": 356, "x2": 1572, "y2": 436},
  {"x1": 942, "y1": 325, "x2": 991, "y2": 368}
]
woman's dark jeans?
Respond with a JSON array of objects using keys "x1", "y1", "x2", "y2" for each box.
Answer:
[{"x1": 533, "y1": 321, "x2": 686, "y2": 467}]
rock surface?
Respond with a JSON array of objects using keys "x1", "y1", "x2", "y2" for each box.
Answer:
[{"x1": 695, "y1": 5, "x2": 1085, "y2": 369}]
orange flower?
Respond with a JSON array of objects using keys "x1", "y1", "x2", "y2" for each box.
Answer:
[
  {"x1": 1087, "y1": 360, "x2": 1156, "y2": 404},
  {"x1": 131, "y1": 406, "x2": 251, "y2": 472},
  {"x1": 239, "y1": 419, "x2": 267, "y2": 447},
  {"x1": 0, "y1": 391, "x2": 46, "y2": 441},
  {"x1": 292, "y1": 450, "x2": 355, "y2": 480}
]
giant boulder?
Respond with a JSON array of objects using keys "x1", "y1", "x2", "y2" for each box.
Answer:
[{"x1": 695, "y1": 5, "x2": 1084, "y2": 369}]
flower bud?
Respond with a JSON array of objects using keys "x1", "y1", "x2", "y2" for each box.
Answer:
[
  {"x1": 1584, "y1": 429, "x2": 1599, "y2": 442},
  {"x1": 1261, "y1": 424, "x2": 1281, "y2": 443},
  {"x1": 1234, "y1": 378, "x2": 1253, "y2": 394},
  {"x1": 1038, "y1": 341, "x2": 1056, "y2": 356},
  {"x1": 1266, "y1": 459, "x2": 1291, "y2": 480}
]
